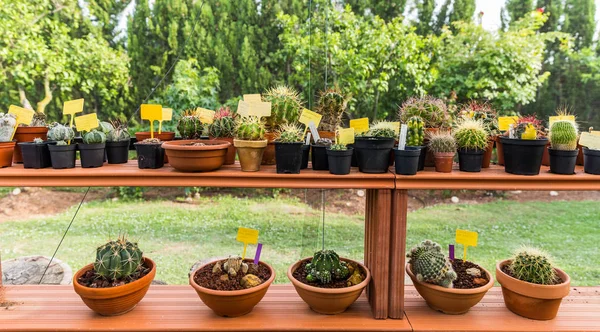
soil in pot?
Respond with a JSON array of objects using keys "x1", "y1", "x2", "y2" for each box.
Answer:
[
  {"x1": 354, "y1": 137, "x2": 395, "y2": 173},
  {"x1": 0, "y1": 141, "x2": 16, "y2": 168},
  {"x1": 275, "y1": 142, "x2": 303, "y2": 174},
  {"x1": 549, "y1": 148, "x2": 578, "y2": 175},
  {"x1": 19, "y1": 142, "x2": 52, "y2": 169},
  {"x1": 77, "y1": 262, "x2": 152, "y2": 288},
  {"x1": 500, "y1": 137, "x2": 548, "y2": 175},
  {"x1": 106, "y1": 141, "x2": 130, "y2": 164},
  {"x1": 235, "y1": 139, "x2": 267, "y2": 172},
  {"x1": 301, "y1": 145, "x2": 310, "y2": 169},
  {"x1": 193, "y1": 260, "x2": 271, "y2": 291},
  {"x1": 458, "y1": 148, "x2": 484, "y2": 172},
  {"x1": 78, "y1": 143, "x2": 106, "y2": 168},
  {"x1": 583, "y1": 147, "x2": 600, "y2": 175},
  {"x1": 163, "y1": 140, "x2": 230, "y2": 172},
  {"x1": 327, "y1": 148, "x2": 353, "y2": 175},
  {"x1": 311, "y1": 145, "x2": 329, "y2": 170},
  {"x1": 134, "y1": 142, "x2": 164, "y2": 169},
  {"x1": 451, "y1": 259, "x2": 490, "y2": 289},
  {"x1": 48, "y1": 144, "x2": 76, "y2": 169},
  {"x1": 434, "y1": 152, "x2": 454, "y2": 173},
  {"x1": 13, "y1": 127, "x2": 48, "y2": 163},
  {"x1": 394, "y1": 147, "x2": 421, "y2": 175}
]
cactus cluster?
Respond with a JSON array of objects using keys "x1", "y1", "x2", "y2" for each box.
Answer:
[
  {"x1": 0, "y1": 113, "x2": 17, "y2": 142},
  {"x1": 83, "y1": 129, "x2": 107, "y2": 144},
  {"x1": 407, "y1": 240, "x2": 457, "y2": 288},
  {"x1": 93, "y1": 235, "x2": 143, "y2": 281},
  {"x1": 33, "y1": 137, "x2": 44, "y2": 144},
  {"x1": 549, "y1": 120, "x2": 578, "y2": 151},
  {"x1": 459, "y1": 101, "x2": 499, "y2": 136},
  {"x1": 30, "y1": 112, "x2": 47, "y2": 127},
  {"x1": 398, "y1": 96, "x2": 451, "y2": 129},
  {"x1": 427, "y1": 131, "x2": 456, "y2": 153},
  {"x1": 362, "y1": 121, "x2": 397, "y2": 138},
  {"x1": 209, "y1": 106, "x2": 237, "y2": 138},
  {"x1": 177, "y1": 110, "x2": 205, "y2": 139},
  {"x1": 235, "y1": 116, "x2": 266, "y2": 141},
  {"x1": 509, "y1": 246, "x2": 557, "y2": 285},
  {"x1": 262, "y1": 85, "x2": 303, "y2": 130},
  {"x1": 406, "y1": 116, "x2": 425, "y2": 147},
  {"x1": 454, "y1": 117, "x2": 489, "y2": 151},
  {"x1": 316, "y1": 87, "x2": 349, "y2": 132},
  {"x1": 329, "y1": 144, "x2": 348, "y2": 151},
  {"x1": 276, "y1": 123, "x2": 303, "y2": 143},
  {"x1": 47, "y1": 123, "x2": 75, "y2": 145},
  {"x1": 305, "y1": 250, "x2": 350, "y2": 284},
  {"x1": 107, "y1": 120, "x2": 131, "y2": 142}
]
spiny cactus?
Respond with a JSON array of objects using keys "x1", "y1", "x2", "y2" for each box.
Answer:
[
  {"x1": 406, "y1": 116, "x2": 425, "y2": 147},
  {"x1": 454, "y1": 117, "x2": 489, "y2": 150},
  {"x1": 235, "y1": 116, "x2": 266, "y2": 141},
  {"x1": 140, "y1": 138, "x2": 161, "y2": 144},
  {"x1": 33, "y1": 137, "x2": 44, "y2": 144},
  {"x1": 47, "y1": 123, "x2": 75, "y2": 145},
  {"x1": 399, "y1": 96, "x2": 451, "y2": 129},
  {"x1": 509, "y1": 246, "x2": 558, "y2": 285},
  {"x1": 0, "y1": 113, "x2": 17, "y2": 142},
  {"x1": 276, "y1": 123, "x2": 303, "y2": 143},
  {"x1": 362, "y1": 121, "x2": 396, "y2": 138},
  {"x1": 30, "y1": 112, "x2": 47, "y2": 127},
  {"x1": 209, "y1": 106, "x2": 237, "y2": 138},
  {"x1": 263, "y1": 85, "x2": 303, "y2": 130},
  {"x1": 316, "y1": 87, "x2": 349, "y2": 132},
  {"x1": 94, "y1": 235, "x2": 143, "y2": 281},
  {"x1": 107, "y1": 120, "x2": 130, "y2": 142},
  {"x1": 550, "y1": 120, "x2": 578, "y2": 151},
  {"x1": 427, "y1": 131, "x2": 456, "y2": 153},
  {"x1": 305, "y1": 250, "x2": 350, "y2": 284},
  {"x1": 83, "y1": 129, "x2": 106, "y2": 144},
  {"x1": 329, "y1": 144, "x2": 348, "y2": 151},
  {"x1": 459, "y1": 101, "x2": 499, "y2": 136},
  {"x1": 177, "y1": 110, "x2": 205, "y2": 139},
  {"x1": 407, "y1": 240, "x2": 457, "y2": 288}
]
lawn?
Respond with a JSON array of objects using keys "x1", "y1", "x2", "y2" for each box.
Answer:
[{"x1": 0, "y1": 195, "x2": 598, "y2": 285}]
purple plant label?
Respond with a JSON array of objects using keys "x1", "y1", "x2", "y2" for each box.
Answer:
[
  {"x1": 449, "y1": 244, "x2": 455, "y2": 260},
  {"x1": 254, "y1": 243, "x2": 263, "y2": 265}
]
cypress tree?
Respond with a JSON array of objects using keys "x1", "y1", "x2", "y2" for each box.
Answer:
[
  {"x1": 414, "y1": 0, "x2": 436, "y2": 35},
  {"x1": 563, "y1": 0, "x2": 595, "y2": 50},
  {"x1": 501, "y1": 0, "x2": 534, "y2": 29}
]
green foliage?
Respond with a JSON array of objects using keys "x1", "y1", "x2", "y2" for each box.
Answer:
[
  {"x1": 414, "y1": 0, "x2": 436, "y2": 35},
  {"x1": 329, "y1": 144, "x2": 348, "y2": 151},
  {"x1": 501, "y1": 0, "x2": 534, "y2": 30},
  {"x1": 209, "y1": 107, "x2": 237, "y2": 138},
  {"x1": 0, "y1": 113, "x2": 17, "y2": 142},
  {"x1": 94, "y1": 235, "x2": 143, "y2": 281},
  {"x1": 406, "y1": 116, "x2": 425, "y2": 147},
  {"x1": 510, "y1": 246, "x2": 558, "y2": 285},
  {"x1": 407, "y1": 240, "x2": 457, "y2": 288},
  {"x1": 549, "y1": 120, "x2": 578, "y2": 150},
  {"x1": 115, "y1": 187, "x2": 145, "y2": 201},
  {"x1": 262, "y1": 85, "x2": 303, "y2": 130},
  {"x1": 83, "y1": 129, "x2": 107, "y2": 144},
  {"x1": 454, "y1": 118, "x2": 489, "y2": 150},
  {"x1": 177, "y1": 111, "x2": 205, "y2": 140},
  {"x1": 305, "y1": 250, "x2": 350, "y2": 284},
  {"x1": 235, "y1": 116, "x2": 265, "y2": 141},
  {"x1": 316, "y1": 87, "x2": 349, "y2": 132},
  {"x1": 47, "y1": 123, "x2": 75, "y2": 144},
  {"x1": 427, "y1": 131, "x2": 456, "y2": 153},
  {"x1": 276, "y1": 123, "x2": 303, "y2": 143},
  {"x1": 399, "y1": 97, "x2": 451, "y2": 129}
]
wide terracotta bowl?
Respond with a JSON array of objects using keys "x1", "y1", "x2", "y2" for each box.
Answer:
[
  {"x1": 287, "y1": 257, "x2": 371, "y2": 315},
  {"x1": 209, "y1": 136, "x2": 236, "y2": 165},
  {"x1": 189, "y1": 259, "x2": 275, "y2": 317},
  {"x1": 162, "y1": 140, "x2": 230, "y2": 172},
  {"x1": 407, "y1": 262, "x2": 494, "y2": 314},
  {"x1": 73, "y1": 257, "x2": 156, "y2": 316},
  {"x1": 13, "y1": 126, "x2": 48, "y2": 163},
  {"x1": 0, "y1": 141, "x2": 16, "y2": 168},
  {"x1": 496, "y1": 259, "x2": 571, "y2": 320}
]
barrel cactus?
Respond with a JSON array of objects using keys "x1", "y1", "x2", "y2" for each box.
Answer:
[
  {"x1": 454, "y1": 117, "x2": 489, "y2": 151},
  {"x1": 47, "y1": 123, "x2": 75, "y2": 144},
  {"x1": 0, "y1": 113, "x2": 17, "y2": 142},
  {"x1": 107, "y1": 121, "x2": 130, "y2": 142},
  {"x1": 99, "y1": 121, "x2": 114, "y2": 134},
  {"x1": 427, "y1": 131, "x2": 456, "y2": 153},
  {"x1": 362, "y1": 121, "x2": 396, "y2": 138},
  {"x1": 407, "y1": 116, "x2": 425, "y2": 147},
  {"x1": 509, "y1": 246, "x2": 557, "y2": 285},
  {"x1": 549, "y1": 120, "x2": 578, "y2": 151},
  {"x1": 316, "y1": 87, "x2": 349, "y2": 132},
  {"x1": 235, "y1": 116, "x2": 266, "y2": 141},
  {"x1": 276, "y1": 123, "x2": 303, "y2": 143},
  {"x1": 305, "y1": 250, "x2": 350, "y2": 284},
  {"x1": 329, "y1": 144, "x2": 348, "y2": 151},
  {"x1": 209, "y1": 106, "x2": 237, "y2": 138},
  {"x1": 177, "y1": 110, "x2": 205, "y2": 139},
  {"x1": 263, "y1": 85, "x2": 303, "y2": 130},
  {"x1": 94, "y1": 235, "x2": 143, "y2": 280},
  {"x1": 407, "y1": 240, "x2": 457, "y2": 288},
  {"x1": 83, "y1": 129, "x2": 106, "y2": 144},
  {"x1": 398, "y1": 96, "x2": 451, "y2": 129}
]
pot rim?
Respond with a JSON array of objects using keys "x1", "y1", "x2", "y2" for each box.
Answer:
[
  {"x1": 548, "y1": 148, "x2": 579, "y2": 155},
  {"x1": 406, "y1": 262, "x2": 494, "y2": 295},
  {"x1": 15, "y1": 126, "x2": 49, "y2": 132},
  {"x1": 189, "y1": 259, "x2": 275, "y2": 297},
  {"x1": 0, "y1": 141, "x2": 17, "y2": 147},
  {"x1": 499, "y1": 137, "x2": 549, "y2": 145},
  {"x1": 458, "y1": 148, "x2": 485, "y2": 154},
  {"x1": 233, "y1": 139, "x2": 268, "y2": 148},
  {"x1": 495, "y1": 259, "x2": 571, "y2": 299},
  {"x1": 287, "y1": 257, "x2": 371, "y2": 294},
  {"x1": 355, "y1": 137, "x2": 396, "y2": 142},
  {"x1": 433, "y1": 151, "x2": 456, "y2": 157},
  {"x1": 162, "y1": 139, "x2": 231, "y2": 151},
  {"x1": 582, "y1": 146, "x2": 600, "y2": 155}
]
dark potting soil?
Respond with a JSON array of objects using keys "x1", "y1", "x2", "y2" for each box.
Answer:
[
  {"x1": 77, "y1": 263, "x2": 151, "y2": 288},
  {"x1": 451, "y1": 259, "x2": 490, "y2": 289},
  {"x1": 501, "y1": 263, "x2": 564, "y2": 285},
  {"x1": 292, "y1": 260, "x2": 366, "y2": 289},
  {"x1": 193, "y1": 260, "x2": 271, "y2": 291}
]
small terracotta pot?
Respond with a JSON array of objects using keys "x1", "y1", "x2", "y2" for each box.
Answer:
[
  {"x1": 234, "y1": 139, "x2": 268, "y2": 172},
  {"x1": 541, "y1": 142, "x2": 551, "y2": 166},
  {"x1": 0, "y1": 141, "x2": 16, "y2": 168},
  {"x1": 73, "y1": 257, "x2": 156, "y2": 316},
  {"x1": 576, "y1": 144, "x2": 584, "y2": 166},
  {"x1": 318, "y1": 131, "x2": 336, "y2": 140},
  {"x1": 407, "y1": 263, "x2": 493, "y2": 315},
  {"x1": 495, "y1": 135, "x2": 504, "y2": 165},
  {"x1": 482, "y1": 138, "x2": 494, "y2": 168},
  {"x1": 134, "y1": 131, "x2": 175, "y2": 142},
  {"x1": 210, "y1": 136, "x2": 236, "y2": 165},
  {"x1": 260, "y1": 132, "x2": 277, "y2": 165},
  {"x1": 496, "y1": 260, "x2": 571, "y2": 320},
  {"x1": 162, "y1": 139, "x2": 230, "y2": 172},
  {"x1": 189, "y1": 259, "x2": 275, "y2": 317},
  {"x1": 424, "y1": 128, "x2": 440, "y2": 167},
  {"x1": 433, "y1": 152, "x2": 454, "y2": 173},
  {"x1": 287, "y1": 257, "x2": 371, "y2": 315},
  {"x1": 13, "y1": 126, "x2": 48, "y2": 163}
]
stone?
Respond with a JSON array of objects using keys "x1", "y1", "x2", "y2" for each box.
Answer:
[
  {"x1": 451, "y1": 196, "x2": 460, "y2": 203},
  {"x1": 1, "y1": 256, "x2": 72, "y2": 285},
  {"x1": 357, "y1": 190, "x2": 365, "y2": 197},
  {"x1": 550, "y1": 191, "x2": 559, "y2": 197},
  {"x1": 219, "y1": 274, "x2": 229, "y2": 282},
  {"x1": 240, "y1": 274, "x2": 261, "y2": 289},
  {"x1": 11, "y1": 188, "x2": 21, "y2": 196},
  {"x1": 466, "y1": 267, "x2": 481, "y2": 277},
  {"x1": 473, "y1": 277, "x2": 487, "y2": 286}
]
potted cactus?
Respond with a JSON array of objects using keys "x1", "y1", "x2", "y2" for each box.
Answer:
[
  {"x1": 274, "y1": 123, "x2": 304, "y2": 174},
  {"x1": 288, "y1": 250, "x2": 370, "y2": 314},
  {"x1": 189, "y1": 255, "x2": 275, "y2": 317},
  {"x1": 134, "y1": 138, "x2": 165, "y2": 169},
  {"x1": 405, "y1": 116, "x2": 426, "y2": 171},
  {"x1": 548, "y1": 120, "x2": 578, "y2": 175},
  {"x1": 73, "y1": 235, "x2": 156, "y2": 316},
  {"x1": 0, "y1": 113, "x2": 17, "y2": 168},
  {"x1": 105, "y1": 120, "x2": 131, "y2": 164},
  {"x1": 496, "y1": 247, "x2": 571, "y2": 320},
  {"x1": 454, "y1": 117, "x2": 489, "y2": 172},
  {"x1": 427, "y1": 131, "x2": 456, "y2": 173},
  {"x1": 354, "y1": 121, "x2": 396, "y2": 173},
  {"x1": 582, "y1": 128, "x2": 600, "y2": 175},
  {"x1": 13, "y1": 111, "x2": 48, "y2": 163},
  {"x1": 406, "y1": 240, "x2": 493, "y2": 314},
  {"x1": 458, "y1": 102, "x2": 498, "y2": 168},
  {"x1": 311, "y1": 138, "x2": 332, "y2": 171},
  {"x1": 261, "y1": 85, "x2": 304, "y2": 165},
  {"x1": 327, "y1": 143, "x2": 353, "y2": 175},
  {"x1": 209, "y1": 106, "x2": 237, "y2": 165},
  {"x1": 78, "y1": 129, "x2": 106, "y2": 168},
  {"x1": 500, "y1": 115, "x2": 548, "y2": 175},
  {"x1": 315, "y1": 87, "x2": 350, "y2": 139},
  {"x1": 177, "y1": 110, "x2": 207, "y2": 140},
  {"x1": 47, "y1": 123, "x2": 76, "y2": 169},
  {"x1": 18, "y1": 138, "x2": 52, "y2": 169},
  {"x1": 233, "y1": 116, "x2": 267, "y2": 172}
]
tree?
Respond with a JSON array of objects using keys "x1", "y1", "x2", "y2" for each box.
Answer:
[
  {"x1": 436, "y1": 0, "x2": 475, "y2": 33},
  {"x1": 501, "y1": 0, "x2": 534, "y2": 29},
  {"x1": 345, "y1": 0, "x2": 407, "y2": 21},
  {"x1": 414, "y1": 0, "x2": 436, "y2": 35},
  {"x1": 86, "y1": 0, "x2": 133, "y2": 49},
  {"x1": 563, "y1": 0, "x2": 595, "y2": 50}
]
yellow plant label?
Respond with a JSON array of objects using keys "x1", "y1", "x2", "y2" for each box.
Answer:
[
  {"x1": 162, "y1": 108, "x2": 173, "y2": 121},
  {"x1": 498, "y1": 116, "x2": 518, "y2": 131},
  {"x1": 74, "y1": 113, "x2": 99, "y2": 132},
  {"x1": 248, "y1": 102, "x2": 272, "y2": 118},
  {"x1": 63, "y1": 99, "x2": 84, "y2": 116},
  {"x1": 456, "y1": 229, "x2": 478, "y2": 247},
  {"x1": 243, "y1": 94, "x2": 262, "y2": 103},
  {"x1": 579, "y1": 132, "x2": 600, "y2": 150},
  {"x1": 196, "y1": 108, "x2": 215, "y2": 124},
  {"x1": 521, "y1": 124, "x2": 537, "y2": 140},
  {"x1": 236, "y1": 227, "x2": 259, "y2": 244},
  {"x1": 8, "y1": 105, "x2": 34, "y2": 125},
  {"x1": 337, "y1": 127, "x2": 355, "y2": 145},
  {"x1": 298, "y1": 108, "x2": 322, "y2": 128},
  {"x1": 350, "y1": 118, "x2": 369, "y2": 134},
  {"x1": 549, "y1": 115, "x2": 575, "y2": 127},
  {"x1": 590, "y1": 131, "x2": 600, "y2": 136},
  {"x1": 140, "y1": 104, "x2": 163, "y2": 121},
  {"x1": 391, "y1": 122, "x2": 401, "y2": 135},
  {"x1": 237, "y1": 100, "x2": 249, "y2": 117}
]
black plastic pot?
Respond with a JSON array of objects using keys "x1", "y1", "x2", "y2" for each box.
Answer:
[
  {"x1": 348, "y1": 144, "x2": 358, "y2": 167},
  {"x1": 134, "y1": 142, "x2": 165, "y2": 169},
  {"x1": 106, "y1": 141, "x2": 130, "y2": 164},
  {"x1": 275, "y1": 142, "x2": 303, "y2": 174},
  {"x1": 354, "y1": 137, "x2": 395, "y2": 173},
  {"x1": 48, "y1": 144, "x2": 76, "y2": 169},
  {"x1": 408, "y1": 145, "x2": 427, "y2": 171},
  {"x1": 394, "y1": 147, "x2": 421, "y2": 175},
  {"x1": 301, "y1": 145, "x2": 310, "y2": 169},
  {"x1": 311, "y1": 145, "x2": 329, "y2": 170},
  {"x1": 18, "y1": 142, "x2": 52, "y2": 169},
  {"x1": 78, "y1": 143, "x2": 106, "y2": 168},
  {"x1": 499, "y1": 137, "x2": 548, "y2": 175},
  {"x1": 548, "y1": 148, "x2": 578, "y2": 175},
  {"x1": 327, "y1": 148, "x2": 353, "y2": 175},
  {"x1": 458, "y1": 148, "x2": 485, "y2": 173},
  {"x1": 583, "y1": 147, "x2": 600, "y2": 175}
]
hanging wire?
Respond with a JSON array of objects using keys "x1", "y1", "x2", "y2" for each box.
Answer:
[
  {"x1": 321, "y1": 189, "x2": 325, "y2": 250},
  {"x1": 323, "y1": 0, "x2": 330, "y2": 89},
  {"x1": 308, "y1": 0, "x2": 313, "y2": 110}
]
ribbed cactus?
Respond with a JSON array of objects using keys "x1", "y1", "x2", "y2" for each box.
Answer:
[
  {"x1": 99, "y1": 121, "x2": 114, "y2": 134},
  {"x1": 30, "y1": 112, "x2": 47, "y2": 127},
  {"x1": 83, "y1": 129, "x2": 106, "y2": 144},
  {"x1": 305, "y1": 250, "x2": 350, "y2": 284},
  {"x1": 363, "y1": 121, "x2": 396, "y2": 138},
  {"x1": 276, "y1": 123, "x2": 303, "y2": 143},
  {"x1": 407, "y1": 240, "x2": 457, "y2": 288},
  {"x1": 47, "y1": 123, "x2": 75, "y2": 144},
  {"x1": 329, "y1": 144, "x2": 348, "y2": 151},
  {"x1": 407, "y1": 116, "x2": 425, "y2": 146},
  {"x1": 107, "y1": 121, "x2": 130, "y2": 142},
  {"x1": 0, "y1": 113, "x2": 17, "y2": 142},
  {"x1": 263, "y1": 85, "x2": 303, "y2": 130},
  {"x1": 177, "y1": 110, "x2": 205, "y2": 139},
  {"x1": 509, "y1": 246, "x2": 557, "y2": 285},
  {"x1": 427, "y1": 131, "x2": 456, "y2": 153},
  {"x1": 550, "y1": 120, "x2": 578, "y2": 151},
  {"x1": 316, "y1": 87, "x2": 349, "y2": 132},
  {"x1": 398, "y1": 96, "x2": 450, "y2": 129},
  {"x1": 93, "y1": 235, "x2": 143, "y2": 280},
  {"x1": 209, "y1": 107, "x2": 237, "y2": 138},
  {"x1": 235, "y1": 116, "x2": 266, "y2": 141},
  {"x1": 454, "y1": 118, "x2": 489, "y2": 150}
]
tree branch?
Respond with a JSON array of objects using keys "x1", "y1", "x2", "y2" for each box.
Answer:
[
  {"x1": 31, "y1": 1, "x2": 66, "y2": 25},
  {"x1": 36, "y1": 75, "x2": 53, "y2": 114},
  {"x1": 18, "y1": 86, "x2": 34, "y2": 110}
]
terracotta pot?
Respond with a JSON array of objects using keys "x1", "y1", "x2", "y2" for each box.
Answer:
[
  {"x1": 210, "y1": 136, "x2": 236, "y2": 165},
  {"x1": 189, "y1": 259, "x2": 275, "y2": 317},
  {"x1": 407, "y1": 263, "x2": 493, "y2": 315},
  {"x1": 234, "y1": 139, "x2": 268, "y2": 172},
  {"x1": 13, "y1": 127, "x2": 48, "y2": 163},
  {"x1": 495, "y1": 135, "x2": 504, "y2": 165},
  {"x1": 135, "y1": 132, "x2": 175, "y2": 163},
  {"x1": 287, "y1": 257, "x2": 371, "y2": 315},
  {"x1": 0, "y1": 141, "x2": 16, "y2": 168},
  {"x1": 496, "y1": 260, "x2": 571, "y2": 320},
  {"x1": 576, "y1": 144, "x2": 584, "y2": 166},
  {"x1": 433, "y1": 152, "x2": 454, "y2": 173},
  {"x1": 318, "y1": 131, "x2": 336, "y2": 140},
  {"x1": 162, "y1": 140, "x2": 230, "y2": 172},
  {"x1": 260, "y1": 132, "x2": 277, "y2": 165},
  {"x1": 73, "y1": 257, "x2": 156, "y2": 316},
  {"x1": 424, "y1": 128, "x2": 440, "y2": 167},
  {"x1": 482, "y1": 138, "x2": 494, "y2": 168},
  {"x1": 541, "y1": 142, "x2": 551, "y2": 166}
]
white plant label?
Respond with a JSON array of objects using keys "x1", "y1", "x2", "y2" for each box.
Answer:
[
  {"x1": 398, "y1": 124, "x2": 408, "y2": 150},
  {"x1": 308, "y1": 121, "x2": 320, "y2": 143}
]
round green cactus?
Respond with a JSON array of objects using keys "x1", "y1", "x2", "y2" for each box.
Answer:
[
  {"x1": 362, "y1": 121, "x2": 397, "y2": 138},
  {"x1": 107, "y1": 121, "x2": 130, "y2": 142},
  {"x1": 276, "y1": 123, "x2": 303, "y2": 143},
  {"x1": 407, "y1": 116, "x2": 425, "y2": 147},
  {"x1": 427, "y1": 131, "x2": 456, "y2": 153},
  {"x1": 305, "y1": 250, "x2": 350, "y2": 284},
  {"x1": 177, "y1": 111, "x2": 205, "y2": 139},
  {"x1": 83, "y1": 129, "x2": 106, "y2": 144},
  {"x1": 398, "y1": 96, "x2": 451, "y2": 129},
  {"x1": 235, "y1": 116, "x2": 266, "y2": 141},
  {"x1": 99, "y1": 121, "x2": 114, "y2": 134},
  {"x1": 263, "y1": 85, "x2": 304, "y2": 130},
  {"x1": 94, "y1": 236, "x2": 143, "y2": 281},
  {"x1": 550, "y1": 120, "x2": 578, "y2": 151},
  {"x1": 209, "y1": 107, "x2": 237, "y2": 138},
  {"x1": 407, "y1": 240, "x2": 457, "y2": 288},
  {"x1": 454, "y1": 117, "x2": 489, "y2": 151},
  {"x1": 47, "y1": 123, "x2": 75, "y2": 144},
  {"x1": 509, "y1": 246, "x2": 557, "y2": 285}
]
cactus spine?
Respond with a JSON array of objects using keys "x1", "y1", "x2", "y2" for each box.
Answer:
[
  {"x1": 407, "y1": 116, "x2": 425, "y2": 147},
  {"x1": 263, "y1": 85, "x2": 303, "y2": 130},
  {"x1": 509, "y1": 246, "x2": 557, "y2": 285},
  {"x1": 407, "y1": 240, "x2": 457, "y2": 288},
  {"x1": 177, "y1": 110, "x2": 205, "y2": 139},
  {"x1": 209, "y1": 106, "x2": 237, "y2": 138},
  {"x1": 107, "y1": 121, "x2": 131, "y2": 142},
  {"x1": 398, "y1": 96, "x2": 450, "y2": 129},
  {"x1": 454, "y1": 118, "x2": 489, "y2": 151},
  {"x1": 363, "y1": 121, "x2": 397, "y2": 138},
  {"x1": 94, "y1": 235, "x2": 143, "y2": 280},
  {"x1": 235, "y1": 116, "x2": 266, "y2": 141},
  {"x1": 305, "y1": 250, "x2": 350, "y2": 284},
  {"x1": 549, "y1": 120, "x2": 578, "y2": 151},
  {"x1": 83, "y1": 129, "x2": 106, "y2": 144},
  {"x1": 427, "y1": 131, "x2": 456, "y2": 153},
  {"x1": 316, "y1": 87, "x2": 348, "y2": 132},
  {"x1": 276, "y1": 123, "x2": 303, "y2": 143}
]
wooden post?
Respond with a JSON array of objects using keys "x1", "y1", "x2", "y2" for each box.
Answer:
[{"x1": 388, "y1": 189, "x2": 408, "y2": 318}]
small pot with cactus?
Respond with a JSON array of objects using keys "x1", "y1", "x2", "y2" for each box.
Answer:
[
  {"x1": 548, "y1": 120, "x2": 579, "y2": 175},
  {"x1": 459, "y1": 101, "x2": 498, "y2": 168},
  {"x1": 47, "y1": 123, "x2": 76, "y2": 169},
  {"x1": 18, "y1": 137, "x2": 52, "y2": 169},
  {"x1": 496, "y1": 247, "x2": 571, "y2": 320},
  {"x1": 78, "y1": 128, "x2": 106, "y2": 168},
  {"x1": 0, "y1": 112, "x2": 17, "y2": 168},
  {"x1": 316, "y1": 87, "x2": 350, "y2": 139},
  {"x1": 105, "y1": 120, "x2": 131, "y2": 164},
  {"x1": 209, "y1": 106, "x2": 237, "y2": 165},
  {"x1": 73, "y1": 235, "x2": 156, "y2": 316},
  {"x1": 427, "y1": 131, "x2": 456, "y2": 173},
  {"x1": 500, "y1": 115, "x2": 548, "y2": 175},
  {"x1": 454, "y1": 117, "x2": 489, "y2": 172},
  {"x1": 405, "y1": 116, "x2": 427, "y2": 171},
  {"x1": 288, "y1": 250, "x2": 370, "y2": 315},
  {"x1": 177, "y1": 110, "x2": 207, "y2": 140},
  {"x1": 13, "y1": 111, "x2": 48, "y2": 163},
  {"x1": 354, "y1": 121, "x2": 397, "y2": 173},
  {"x1": 274, "y1": 123, "x2": 304, "y2": 174},
  {"x1": 327, "y1": 143, "x2": 353, "y2": 175},
  {"x1": 406, "y1": 240, "x2": 493, "y2": 314},
  {"x1": 134, "y1": 138, "x2": 165, "y2": 169},
  {"x1": 233, "y1": 116, "x2": 268, "y2": 172},
  {"x1": 311, "y1": 138, "x2": 333, "y2": 171}
]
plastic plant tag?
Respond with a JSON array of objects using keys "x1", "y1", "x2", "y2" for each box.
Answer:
[
  {"x1": 243, "y1": 94, "x2": 262, "y2": 103},
  {"x1": 305, "y1": 132, "x2": 312, "y2": 145},
  {"x1": 196, "y1": 108, "x2": 215, "y2": 124},
  {"x1": 449, "y1": 244, "x2": 455, "y2": 260},
  {"x1": 8, "y1": 105, "x2": 34, "y2": 125},
  {"x1": 159, "y1": 108, "x2": 173, "y2": 134},
  {"x1": 591, "y1": 131, "x2": 600, "y2": 137},
  {"x1": 456, "y1": 229, "x2": 478, "y2": 261},
  {"x1": 398, "y1": 124, "x2": 408, "y2": 150},
  {"x1": 237, "y1": 100, "x2": 249, "y2": 117},
  {"x1": 338, "y1": 127, "x2": 355, "y2": 145},
  {"x1": 579, "y1": 132, "x2": 600, "y2": 150},
  {"x1": 141, "y1": 104, "x2": 163, "y2": 138},
  {"x1": 74, "y1": 113, "x2": 99, "y2": 133},
  {"x1": 248, "y1": 102, "x2": 271, "y2": 118},
  {"x1": 308, "y1": 121, "x2": 320, "y2": 142},
  {"x1": 350, "y1": 118, "x2": 369, "y2": 134},
  {"x1": 549, "y1": 115, "x2": 575, "y2": 127},
  {"x1": 521, "y1": 124, "x2": 537, "y2": 140},
  {"x1": 254, "y1": 243, "x2": 263, "y2": 265},
  {"x1": 236, "y1": 227, "x2": 259, "y2": 259},
  {"x1": 63, "y1": 99, "x2": 84, "y2": 127},
  {"x1": 299, "y1": 108, "x2": 322, "y2": 128},
  {"x1": 498, "y1": 116, "x2": 518, "y2": 132}
]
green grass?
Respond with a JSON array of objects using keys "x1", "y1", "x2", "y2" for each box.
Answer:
[{"x1": 0, "y1": 197, "x2": 598, "y2": 286}]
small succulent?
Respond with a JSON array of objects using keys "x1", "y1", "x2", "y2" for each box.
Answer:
[
  {"x1": 549, "y1": 120, "x2": 578, "y2": 151},
  {"x1": 361, "y1": 121, "x2": 397, "y2": 138},
  {"x1": 509, "y1": 246, "x2": 558, "y2": 285},
  {"x1": 399, "y1": 96, "x2": 451, "y2": 129},
  {"x1": 276, "y1": 123, "x2": 303, "y2": 143},
  {"x1": 427, "y1": 131, "x2": 456, "y2": 153},
  {"x1": 314, "y1": 137, "x2": 333, "y2": 146},
  {"x1": 212, "y1": 255, "x2": 249, "y2": 277},
  {"x1": 83, "y1": 129, "x2": 107, "y2": 144},
  {"x1": 30, "y1": 112, "x2": 47, "y2": 127},
  {"x1": 305, "y1": 250, "x2": 350, "y2": 284},
  {"x1": 454, "y1": 117, "x2": 489, "y2": 151},
  {"x1": 0, "y1": 113, "x2": 17, "y2": 142},
  {"x1": 406, "y1": 116, "x2": 425, "y2": 147},
  {"x1": 47, "y1": 123, "x2": 75, "y2": 145},
  {"x1": 140, "y1": 138, "x2": 162, "y2": 144},
  {"x1": 33, "y1": 137, "x2": 44, "y2": 144},
  {"x1": 235, "y1": 116, "x2": 266, "y2": 141},
  {"x1": 177, "y1": 110, "x2": 205, "y2": 139},
  {"x1": 99, "y1": 121, "x2": 114, "y2": 134},
  {"x1": 209, "y1": 106, "x2": 237, "y2": 138},
  {"x1": 107, "y1": 120, "x2": 131, "y2": 142},
  {"x1": 407, "y1": 240, "x2": 457, "y2": 288},
  {"x1": 329, "y1": 144, "x2": 348, "y2": 151},
  {"x1": 315, "y1": 87, "x2": 350, "y2": 132},
  {"x1": 262, "y1": 85, "x2": 304, "y2": 130},
  {"x1": 94, "y1": 235, "x2": 143, "y2": 281}
]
